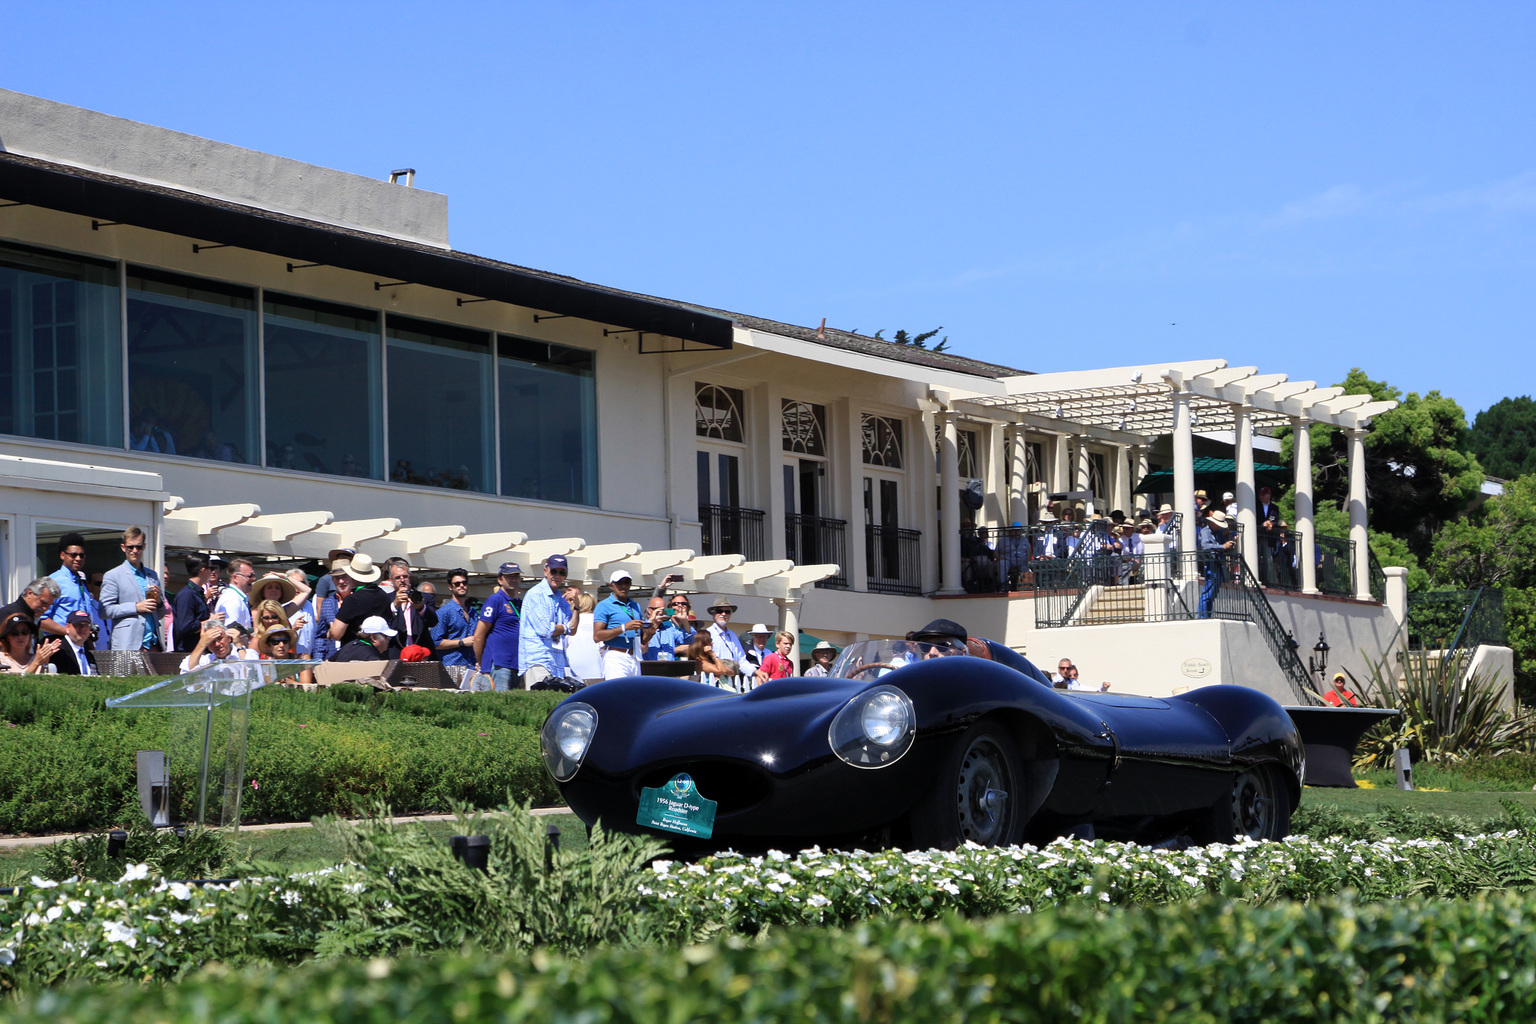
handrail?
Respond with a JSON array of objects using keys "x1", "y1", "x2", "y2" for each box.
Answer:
[{"x1": 1231, "y1": 558, "x2": 1315, "y2": 703}]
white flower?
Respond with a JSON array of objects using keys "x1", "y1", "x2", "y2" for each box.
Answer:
[
  {"x1": 101, "y1": 920, "x2": 139, "y2": 948},
  {"x1": 29, "y1": 877, "x2": 58, "y2": 889},
  {"x1": 44, "y1": 905, "x2": 64, "y2": 923},
  {"x1": 167, "y1": 882, "x2": 193, "y2": 901},
  {"x1": 117, "y1": 863, "x2": 151, "y2": 884},
  {"x1": 807, "y1": 894, "x2": 831, "y2": 907}
]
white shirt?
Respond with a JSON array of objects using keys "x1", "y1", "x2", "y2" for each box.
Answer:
[
  {"x1": 67, "y1": 639, "x2": 93, "y2": 675},
  {"x1": 214, "y1": 588, "x2": 253, "y2": 631}
]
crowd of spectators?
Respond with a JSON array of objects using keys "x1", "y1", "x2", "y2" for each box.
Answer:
[{"x1": 0, "y1": 532, "x2": 834, "y2": 692}]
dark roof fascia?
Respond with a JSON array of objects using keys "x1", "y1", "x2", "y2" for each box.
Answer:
[{"x1": 0, "y1": 153, "x2": 734, "y2": 349}]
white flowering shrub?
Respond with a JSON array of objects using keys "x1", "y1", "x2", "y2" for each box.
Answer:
[{"x1": 3, "y1": 823, "x2": 1535, "y2": 992}]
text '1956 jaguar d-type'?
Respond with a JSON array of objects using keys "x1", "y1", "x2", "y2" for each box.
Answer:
[{"x1": 541, "y1": 629, "x2": 1302, "y2": 852}]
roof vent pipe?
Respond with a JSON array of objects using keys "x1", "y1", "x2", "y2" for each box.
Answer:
[{"x1": 389, "y1": 168, "x2": 417, "y2": 187}]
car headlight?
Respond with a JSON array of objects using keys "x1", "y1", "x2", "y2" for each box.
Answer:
[
  {"x1": 542, "y1": 702, "x2": 598, "y2": 782},
  {"x1": 829, "y1": 685, "x2": 915, "y2": 768}
]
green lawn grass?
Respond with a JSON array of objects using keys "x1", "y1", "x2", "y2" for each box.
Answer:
[
  {"x1": 0, "y1": 812, "x2": 590, "y2": 883},
  {"x1": 1301, "y1": 784, "x2": 1536, "y2": 821}
]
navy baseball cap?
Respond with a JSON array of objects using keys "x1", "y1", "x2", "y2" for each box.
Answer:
[
  {"x1": 65, "y1": 610, "x2": 93, "y2": 626},
  {"x1": 545, "y1": 554, "x2": 568, "y2": 570},
  {"x1": 497, "y1": 561, "x2": 522, "y2": 577}
]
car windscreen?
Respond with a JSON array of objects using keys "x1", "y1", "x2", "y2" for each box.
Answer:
[{"x1": 828, "y1": 639, "x2": 971, "y2": 679}]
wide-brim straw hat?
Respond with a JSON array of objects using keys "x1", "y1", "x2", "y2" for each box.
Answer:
[
  {"x1": 248, "y1": 572, "x2": 297, "y2": 605},
  {"x1": 706, "y1": 597, "x2": 738, "y2": 614},
  {"x1": 1207, "y1": 510, "x2": 1231, "y2": 527}
]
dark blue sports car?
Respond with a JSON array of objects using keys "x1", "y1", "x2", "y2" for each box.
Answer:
[{"x1": 542, "y1": 622, "x2": 1302, "y2": 851}]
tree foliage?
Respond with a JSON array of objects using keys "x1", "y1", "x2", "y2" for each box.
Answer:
[
  {"x1": 1469, "y1": 396, "x2": 1536, "y2": 480},
  {"x1": 872, "y1": 327, "x2": 950, "y2": 353},
  {"x1": 1279, "y1": 368, "x2": 1483, "y2": 557},
  {"x1": 1431, "y1": 476, "x2": 1536, "y2": 590}
]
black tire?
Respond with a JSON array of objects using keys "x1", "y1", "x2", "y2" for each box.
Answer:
[
  {"x1": 1198, "y1": 766, "x2": 1291, "y2": 843},
  {"x1": 905, "y1": 720, "x2": 1025, "y2": 850}
]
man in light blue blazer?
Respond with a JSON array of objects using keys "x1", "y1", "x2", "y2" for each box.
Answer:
[{"x1": 100, "y1": 526, "x2": 164, "y2": 652}]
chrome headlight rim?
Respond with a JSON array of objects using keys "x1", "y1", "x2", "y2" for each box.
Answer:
[
  {"x1": 541, "y1": 701, "x2": 598, "y2": 782},
  {"x1": 829, "y1": 685, "x2": 916, "y2": 769}
]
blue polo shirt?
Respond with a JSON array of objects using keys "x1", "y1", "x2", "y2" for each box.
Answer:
[
  {"x1": 593, "y1": 594, "x2": 642, "y2": 652},
  {"x1": 478, "y1": 589, "x2": 521, "y2": 671},
  {"x1": 45, "y1": 565, "x2": 93, "y2": 628}
]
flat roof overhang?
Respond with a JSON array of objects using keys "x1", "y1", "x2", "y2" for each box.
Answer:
[{"x1": 0, "y1": 152, "x2": 734, "y2": 349}]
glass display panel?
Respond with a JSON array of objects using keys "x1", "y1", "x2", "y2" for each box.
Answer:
[
  {"x1": 127, "y1": 267, "x2": 258, "y2": 463},
  {"x1": 263, "y1": 293, "x2": 383, "y2": 479},
  {"x1": 0, "y1": 242, "x2": 122, "y2": 447},
  {"x1": 386, "y1": 314, "x2": 493, "y2": 491}
]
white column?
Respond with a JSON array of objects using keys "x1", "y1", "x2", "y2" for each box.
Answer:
[
  {"x1": 1129, "y1": 444, "x2": 1146, "y2": 514},
  {"x1": 1347, "y1": 426, "x2": 1371, "y2": 599},
  {"x1": 1111, "y1": 443, "x2": 1130, "y2": 514},
  {"x1": 1007, "y1": 424, "x2": 1030, "y2": 525},
  {"x1": 1294, "y1": 417, "x2": 1318, "y2": 594},
  {"x1": 1074, "y1": 437, "x2": 1091, "y2": 498},
  {"x1": 1172, "y1": 389, "x2": 1197, "y2": 556},
  {"x1": 838, "y1": 401, "x2": 868, "y2": 593},
  {"x1": 938, "y1": 409, "x2": 964, "y2": 595},
  {"x1": 1051, "y1": 433, "x2": 1069, "y2": 494},
  {"x1": 774, "y1": 595, "x2": 801, "y2": 673},
  {"x1": 1234, "y1": 403, "x2": 1258, "y2": 576}
]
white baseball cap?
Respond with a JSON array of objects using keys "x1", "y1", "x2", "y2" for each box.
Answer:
[
  {"x1": 608, "y1": 569, "x2": 634, "y2": 585},
  {"x1": 360, "y1": 615, "x2": 398, "y2": 637}
]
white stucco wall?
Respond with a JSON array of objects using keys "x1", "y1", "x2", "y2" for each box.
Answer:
[{"x1": 0, "y1": 89, "x2": 449, "y2": 247}]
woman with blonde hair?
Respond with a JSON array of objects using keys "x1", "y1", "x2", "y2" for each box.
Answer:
[
  {"x1": 252, "y1": 599, "x2": 291, "y2": 635},
  {"x1": 565, "y1": 590, "x2": 604, "y2": 684}
]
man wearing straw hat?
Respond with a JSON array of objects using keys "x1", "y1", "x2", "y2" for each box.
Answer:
[
  {"x1": 1197, "y1": 509, "x2": 1237, "y2": 619},
  {"x1": 803, "y1": 640, "x2": 838, "y2": 678}
]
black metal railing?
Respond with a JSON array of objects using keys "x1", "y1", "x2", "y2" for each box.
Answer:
[
  {"x1": 1252, "y1": 530, "x2": 1356, "y2": 597},
  {"x1": 866, "y1": 525, "x2": 922, "y2": 595},
  {"x1": 1034, "y1": 549, "x2": 1312, "y2": 700},
  {"x1": 786, "y1": 514, "x2": 849, "y2": 589},
  {"x1": 699, "y1": 504, "x2": 766, "y2": 561},
  {"x1": 959, "y1": 519, "x2": 1186, "y2": 594}
]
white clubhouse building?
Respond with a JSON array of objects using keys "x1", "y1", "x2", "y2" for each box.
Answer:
[{"x1": 0, "y1": 88, "x2": 1442, "y2": 701}]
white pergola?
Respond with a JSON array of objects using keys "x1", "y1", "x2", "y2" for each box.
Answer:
[
  {"x1": 158, "y1": 500, "x2": 838, "y2": 643},
  {"x1": 949, "y1": 359, "x2": 1397, "y2": 599}
]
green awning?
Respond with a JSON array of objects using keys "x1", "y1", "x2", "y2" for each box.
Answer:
[
  {"x1": 1134, "y1": 456, "x2": 1292, "y2": 495},
  {"x1": 798, "y1": 631, "x2": 825, "y2": 656}
]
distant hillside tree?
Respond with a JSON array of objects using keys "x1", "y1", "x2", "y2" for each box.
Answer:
[
  {"x1": 872, "y1": 328, "x2": 949, "y2": 353},
  {"x1": 1469, "y1": 396, "x2": 1536, "y2": 480}
]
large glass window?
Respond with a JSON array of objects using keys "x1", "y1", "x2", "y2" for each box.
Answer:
[
  {"x1": 0, "y1": 242, "x2": 122, "y2": 447},
  {"x1": 497, "y1": 336, "x2": 597, "y2": 506},
  {"x1": 263, "y1": 294, "x2": 383, "y2": 479},
  {"x1": 127, "y1": 267, "x2": 258, "y2": 463},
  {"x1": 386, "y1": 314, "x2": 493, "y2": 491}
]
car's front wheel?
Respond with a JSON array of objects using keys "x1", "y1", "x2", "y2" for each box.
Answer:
[{"x1": 905, "y1": 719, "x2": 1025, "y2": 849}]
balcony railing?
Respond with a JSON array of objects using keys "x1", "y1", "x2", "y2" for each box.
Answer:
[
  {"x1": 1251, "y1": 530, "x2": 1355, "y2": 597},
  {"x1": 866, "y1": 524, "x2": 922, "y2": 595},
  {"x1": 786, "y1": 513, "x2": 849, "y2": 589},
  {"x1": 698, "y1": 504, "x2": 766, "y2": 561}
]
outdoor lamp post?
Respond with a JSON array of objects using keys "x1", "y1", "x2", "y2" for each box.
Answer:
[{"x1": 1308, "y1": 632, "x2": 1330, "y2": 684}]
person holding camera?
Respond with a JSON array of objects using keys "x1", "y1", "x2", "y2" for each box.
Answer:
[
  {"x1": 519, "y1": 554, "x2": 575, "y2": 687},
  {"x1": 384, "y1": 560, "x2": 435, "y2": 656}
]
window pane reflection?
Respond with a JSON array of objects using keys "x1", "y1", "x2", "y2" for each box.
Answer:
[
  {"x1": 498, "y1": 336, "x2": 597, "y2": 506},
  {"x1": 0, "y1": 242, "x2": 122, "y2": 448},
  {"x1": 127, "y1": 267, "x2": 257, "y2": 463},
  {"x1": 263, "y1": 294, "x2": 382, "y2": 479},
  {"x1": 386, "y1": 315, "x2": 492, "y2": 491}
]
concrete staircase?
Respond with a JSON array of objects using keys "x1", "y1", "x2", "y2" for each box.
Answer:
[{"x1": 1078, "y1": 585, "x2": 1147, "y2": 625}]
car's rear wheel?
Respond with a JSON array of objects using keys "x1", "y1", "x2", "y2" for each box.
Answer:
[{"x1": 905, "y1": 720, "x2": 1025, "y2": 849}]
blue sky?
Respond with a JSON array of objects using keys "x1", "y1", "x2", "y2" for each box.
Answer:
[{"x1": 5, "y1": 2, "x2": 1532, "y2": 418}]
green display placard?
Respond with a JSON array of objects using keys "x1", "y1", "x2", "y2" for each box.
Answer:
[{"x1": 637, "y1": 773, "x2": 717, "y2": 838}]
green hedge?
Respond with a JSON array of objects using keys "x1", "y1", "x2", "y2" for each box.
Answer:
[
  {"x1": 0, "y1": 676, "x2": 563, "y2": 833},
  {"x1": 16, "y1": 894, "x2": 1536, "y2": 1023}
]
